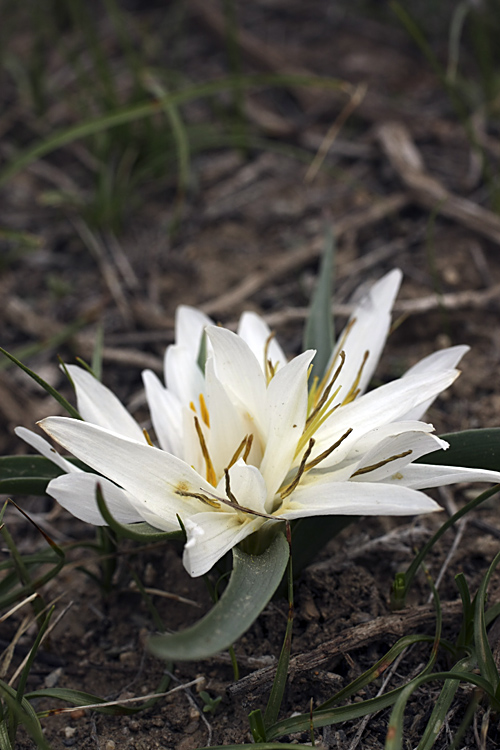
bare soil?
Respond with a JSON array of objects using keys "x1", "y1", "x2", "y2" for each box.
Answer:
[{"x1": 2, "y1": 2, "x2": 500, "y2": 748}]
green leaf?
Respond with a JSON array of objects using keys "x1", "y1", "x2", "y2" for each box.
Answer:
[
  {"x1": 0, "y1": 455, "x2": 85, "y2": 496},
  {"x1": 148, "y1": 532, "x2": 289, "y2": 661},
  {"x1": 303, "y1": 225, "x2": 335, "y2": 381},
  {"x1": 95, "y1": 484, "x2": 184, "y2": 542},
  {"x1": 419, "y1": 428, "x2": 500, "y2": 472}
]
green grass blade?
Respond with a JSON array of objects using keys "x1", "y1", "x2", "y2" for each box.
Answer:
[
  {"x1": 197, "y1": 745, "x2": 317, "y2": 750},
  {"x1": 385, "y1": 670, "x2": 500, "y2": 750},
  {"x1": 474, "y1": 548, "x2": 500, "y2": 689},
  {"x1": 148, "y1": 532, "x2": 289, "y2": 661},
  {"x1": 303, "y1": 225, "x2": 335, "y2": 381},
  {"x1": 416, "y1": 656, "x2": 475, "y2": 750},
  {"x1": 318, "y1": 634, "x2": 436, "y2": 711},
  {"x1": 0, "y1": 348, "x2": 81, "y2": 420},
  {"x1": 392, "y1": 484, "x2": 500, "y2": 608},
  {"x1": 0, "y1": 74, "x2": 347, "y2": 188},
  {"x1": 0, "y1": 682, "x2": 51, "y2": 750},
  {"x1": 143, "y1": 72, "x2": 191, "y2": 197},
  {"x1": 264, "y1": 528, "x2": 293, "y2": 727}
]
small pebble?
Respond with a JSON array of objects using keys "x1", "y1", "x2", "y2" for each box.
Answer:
[
  {"x1": 105, "y1": 741, "x2": 116, "y2": 750},
  {"x1": 64, "y1": 727, "x2": 76, "y2": 739}
]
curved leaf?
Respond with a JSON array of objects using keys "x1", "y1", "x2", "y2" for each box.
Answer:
[
  {"x1": 0, "y1": 455, "x2": 85, "y2": 496},
  {"x1": 420, "y1": 429, "x2": 500, "y2": 471},
  {"x1": 303, "y1": 226, "x2": 335, "y2": 380},
  {"x1": 148, "y1": 532, "x2": 289, "y2": 661},
  {"x1": 95, "y1": 484, "x2": 184, "y2": 543}
]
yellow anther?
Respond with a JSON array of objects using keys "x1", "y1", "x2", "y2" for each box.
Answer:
[
  {"x1": 175, "y1": 488, "x2": 220, "y2": 509},
  {"x1": 199, "y1": 393, "x2": 210, "y2": 428},
  {"x1": 227, "y1": 436, "x2": 247, "y2": 470},
  {"x1": 342, "y1": 350, "x2": 369, "y2": 406},
  {"x1": 306, "y1": 351, "x2": 345, "y2": 428},
  {"x1": 143, "y1": 428, "x2": 154, "y2": 447},
  {"x1": 304, "y1": 428, "x2": 353, "y2": 471},
  {"x1": 243, "y1": 434, "x2": 254, "y2": 462},
  {"x1": 189, "y1": 401, "x2": 196, "y2": 413},
  {"x1": 315, "y1": 320, "x2": 356, "y2": 401},
  {"x1": 351, "y1": 450, "x2": 412, "y2": 478},
  {"x1": 193, "y1": 416, "x2": 217, "y2": 486},
  {"x1": 264, "y1": 332, "x2": 279, "y2": 384},
  {"x1": 295, "y1": 385, "x2": 342, "y2": 458},
  {"x1": 280, "y1": 439, "x2": 315, "y2": 500}
]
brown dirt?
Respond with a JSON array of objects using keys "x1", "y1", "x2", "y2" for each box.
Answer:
[{"x1": 2, "y1": 2, "x2": 500, "y2": 748}]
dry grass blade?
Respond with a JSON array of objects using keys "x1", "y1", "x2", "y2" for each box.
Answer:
[
  {"x1": 47, "y1": 676, "x2": 204, "y2": 713},
  {"x1": 377, "y1": 121, "x2": 500, "y2": 246}
]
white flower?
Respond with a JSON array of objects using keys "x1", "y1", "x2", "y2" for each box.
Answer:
[{"x1": 16, "y1": 270, "x2": 500, "y2": 577}]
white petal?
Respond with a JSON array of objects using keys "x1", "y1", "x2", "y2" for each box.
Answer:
[
  {"x1": 237, "y1": 312, "x2": 287, "y2": 373},
  {"x1": 65, "y1": 365, "x2": 144, "y2": 442},
  {"x1": 384, "y1": 463, "x2": 500, "y2": 490},
  {"x1": 218, "y1": 460, "x2": 268, "y2": 515},
  {"x1": 400, "y1": 346, "x2": 469, "y2": 420},
  {"x1": 259, "y1": 350, "x2": 314, "y2": 503},
  {"x1": 47, "y1": 473, "x2": 145, "y2": 525},
  {"x1": 315, "y1": 368, "x2": 460, "y2": 466},
  {"x1": 281, "y1": 480, "x2": 441, "y2": 519},
  {"x1": 165, "y1": 344, "x2": 206, "y2": 406},
  {"x1": 182, "y1": 511, "x2": 262, "y2": 576},
  {"x1": 344, "y1": 420, "x2": 437, "y2": 458},
  {"x1": 207, "y1": 326, "x2": 267, "y2": 438},
  {"x1": 205, "y1": 358, "x2": 250, "y2": 477},
  {"x1": 15, "y1": 426, "x2": 81, "y2": 474},
  {"x1": 323, "y1": 269, "x2": 402, "y2": 399},
  {"x1": 142, "y1": 369, "x2": 183, "y2": 456},
  {"x1": 349, "y1": 431, "x2": 448, "y2": 482},
  {"x1": 175, "y1": 306, "x2": 213, "y2": 353},
  {"x1": 39, "y1": 417, "x2": 215, "y2": 526}
]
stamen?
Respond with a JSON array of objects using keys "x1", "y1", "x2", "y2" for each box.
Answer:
[
  {"x1": 199, "y1": 393, "x2": 210, "y2": 427},
  {"x1": 226, "y1": 434, "x2": 254, "y2": 471},
  {"x1": 264, "y1": 332, "x2": 278, "y2": 384},
  {"x1": 243, "y1": 434, "x2": 254, "y2": 462},
  {"x1": 280, "y1": 438, "x2": 315, "y2": 500},
  {"x1": 189, "y1": 401, "x2": 196, "y2": 413},
  {"x1": 176, "y1": 489, "x2": 220, "y2": 509},
  {"x1": 224, "y1": 468, "x2": 240, "y2": 505},
  {"x1": 295, "y1": 386, "x2": 342, "y2": 458},
  {"x1": 342, "y1": 350, "x2": 369, "y2": 405},
  {"x1": 193, "y1": 416, "x2": 217, "y2": 486},
  {"x1": 304, "y1": 428, "x2": 353, "y2": 471},
  {"x1": 143, "y1": 428, "x2": 154, "y2": 447},
  {"x1": 203, "y1": 483, "x2": 285, "y2": 521},
  {"x1": 226, "y1": 436, "x2": 247, "y2": 470},
  {"x1": 306, "y1": 351, "x2": 345, "y2": 427},
  {"x1": 351, "y1": 450, "x2": 412, "y2": 478},
  {"x1": 315, "y1": 320, "x2": 355, "y2": 400}
]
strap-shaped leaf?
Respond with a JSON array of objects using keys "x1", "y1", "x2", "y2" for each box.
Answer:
[
  {"x1": 302, "y1": 226, "x2": 335, "y2": 381},
  {"x1": 419, "y1": 428, "x2": 500, "y2": 471},
  {"x1": 0, "y1": 455, "x2": 85, "y2": 496},
  {"x1": 148, "y1": 532, "x2": 289, "y2": 661}
]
